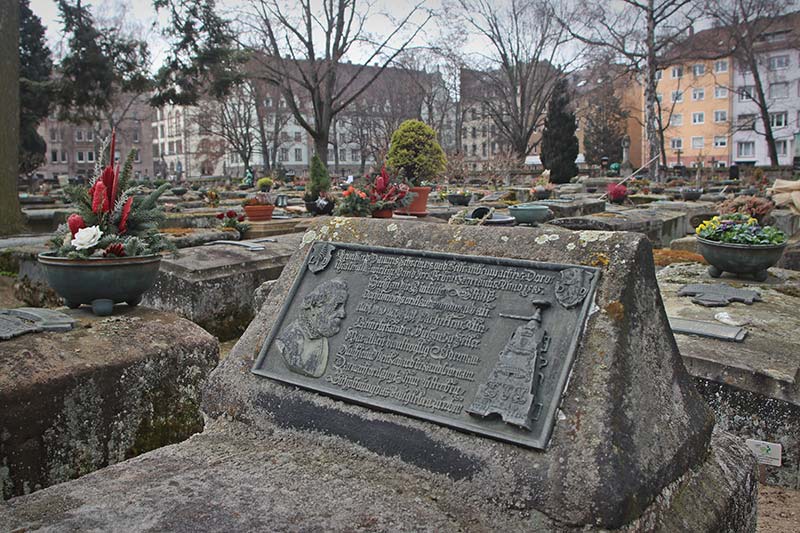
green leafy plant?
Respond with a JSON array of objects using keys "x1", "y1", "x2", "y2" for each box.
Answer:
[
  {"x1": 334, "y1": 186, "x2": 371, "y2": 217},
  {"x1": 696, "y1": 214, "x2": 786, "y2": 245},
  {"x1": 305, "y1": 155, "x2": 331, "y2": 202},
  {"x1": 216, "y1": 210, "x2": 250, "y2": 234},
  {"x1": 257, "y1": 177, "x2": 273, "y2": 191},
  {"x1": 386, "y1": 119, "x2": 446, "y2": 187}
]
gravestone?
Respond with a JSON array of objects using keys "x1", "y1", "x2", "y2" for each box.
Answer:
[
  {"x1": 549, "y1": 208, "x2": 687, "y2": 248},
  {"x1": 0, "y1": 219, "x2": 757, "y2": 531}
]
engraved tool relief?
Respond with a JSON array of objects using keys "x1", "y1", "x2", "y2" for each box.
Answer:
[
  {"x1": 555, "y1": 268, "x2": 593, "y2": 309},
  {"x1": 276, "y1": 279, "x2": 348, "y2": 378},
  {"x1": 307, "y1": 242, "x2": 336, "y2": 273},
  {"x1": 467, "y1": 301, "x2": 550, "y2": 430}
]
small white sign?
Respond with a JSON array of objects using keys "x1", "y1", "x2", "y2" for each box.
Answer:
[{"x1": 745, "y1": 439, "x2": 782, "y2": 467}]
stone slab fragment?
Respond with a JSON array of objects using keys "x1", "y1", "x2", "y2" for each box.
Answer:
[
  {"x1": 670, "y1": 235, "x2": 698, "y2": 253},
  {"x1": 527, "y1": 197, "x2": 605, "y2": 218},
  {"x1": 549, "y1": 208, "x2": 687, "y2": 248},
  {"x1": 141, "y1": 233, "x2": 302, "y2": 340},
  {"x1": 243, "y1": 219, "x2": 307, "y2": 239},
  {"x1": 777, "y1": 236, "x2": 800, "y2": 271},
  {"x1": 772, "y1": 209, "x2": 800, "y2": 239},
  {"x1": 645, "y1": 200, "x2": 718, "y2": 234},
  {"x1": 202, "y1": 218, "x2": 717, "y2": 529},
  {"x1": 0, "y1": 307, "x2": 219, "y2": 499},
  {"x1": 0, "y1": 421, "x2": 756, "y2": 533}
]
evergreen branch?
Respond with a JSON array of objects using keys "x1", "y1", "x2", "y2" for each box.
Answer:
[{"x1": 140, "y1": 183, "x2": 171, "y2": 210}]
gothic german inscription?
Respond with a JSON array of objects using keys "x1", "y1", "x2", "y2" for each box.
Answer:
[{"x1": 252, "y1": 242, "x2": 599, "y2": 449}]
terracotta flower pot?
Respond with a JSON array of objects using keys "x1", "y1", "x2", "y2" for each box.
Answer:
[
  {"x1": 244, "y1": 204, "x2": 274, "y2": 221},
  {"x1": 396, "y1": 186, "x2": 431, "y2": 216},
  {"x1": 372, "y1": 208, "x2": 394, "y2": 218}
]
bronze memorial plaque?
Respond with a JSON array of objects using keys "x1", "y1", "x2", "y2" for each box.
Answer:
[{"x1": 252, "y1": 242, "x2": 599, "y2": 449}]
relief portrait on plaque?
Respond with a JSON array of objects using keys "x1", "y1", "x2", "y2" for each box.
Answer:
[
  {"x1": 467, "y1": 304, "x2": 548, "y2": 430},
  {"x1": 276, "y1": 279, "x2": 348, "y2": 378}
]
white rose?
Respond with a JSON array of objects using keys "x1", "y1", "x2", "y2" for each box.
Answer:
[{"x1": 71, "y1": 225, "x2": 103, "y2": 250}]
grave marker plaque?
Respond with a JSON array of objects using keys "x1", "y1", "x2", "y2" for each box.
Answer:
[{"x1": 253, "y1": 242, "x2": 599, "y2": 449}]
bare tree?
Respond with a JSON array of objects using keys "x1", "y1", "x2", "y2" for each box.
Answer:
[
  {"x1": 237, "y1": 0, "x2": 430, "y2": 164},
  {"x1": 198, "y1": 83, "x2": 259, "y2": 175},
  {"x1": 560, "y1": 0, "x2": 698, "y2": 181},
  {"x1": 0, "y1": 0, "x2": 24, "y2": 234},
  {"x1": 701, "y1": 1, "x2": 797, "y2": 166},
  {"x1": 449, "y1": 0, "x2": 574, "y2": 162}
]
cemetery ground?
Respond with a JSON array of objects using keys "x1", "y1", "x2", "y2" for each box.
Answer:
[{"x1": 2, "y1": 174, "x2": 800, "y2": 531}]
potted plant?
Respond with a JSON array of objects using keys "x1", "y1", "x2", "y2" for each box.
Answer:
[
  {"x1": 531, "y1": 171, "x2": 556, "y2": 200},
  {"x1": 696, "y1": 213, "x2": 787, "y2": 281},
  {"x1": 304, "y1": 155, "x2": 334, "y2": 215},
  {"x1": 257, "y1": 176, "x2": 273, "y2": 192},
  {"x1": 334, "y1": 186, "x2": 372, "y2": 217},
  {"x1": 386, "y1": 119, "x2": 446, "y2": 216},
  {"x1": 447, "y1": 189, "x2": 472, "y2": 206},
  {"x1": 243, "y1": 192, "x2": 275, "y2": 221},
  {"x1": 365, "y1": 167, "x2": 412, "y2": 218},
  {"x1": 607, "y1": 183, "x2": 628, "y2": 204},
  {"x1": 680, "y1": 186, "x2": 703, "y2": 201},
  {"x1": 38, "y1": 131, "x2": 172, "y2": 316},
  {"x1": 216, "y1": 210, "x2": 250, "y2": 238},
  {"x1": 204, "y1": 188, "x2": 220, "y2": 208},
  {"x1": 718, "y1": 195, "x2": 775, "y2": 225}
]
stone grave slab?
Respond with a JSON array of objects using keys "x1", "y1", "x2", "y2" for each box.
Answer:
[
  {"x1": 528, "y1": 196, "x2": 605, "y2": 218},
  {"x1": 476, "y1": 190, "x2": 512, "y2": 203},
  {"x1": 141, "y1": 232, "x2": 302, "y2": 340},
  {"x1": 0, "y1": 220, "x2": 757, "y2": 532},
  {"x1": 0, "y1": 307, "x2": 219, "y2": 500},
  {"x1": 772, "y1": 209, "x2": 800, "y2": 239},
  {"x1": 548, "y1": 208, "x2": 687, "y2": 248},
  {"x1": 0, "y1": 307, "x2": 75, "y2": 339},
  {"x1": 658, "y1": 262, "x2": 800, "y2": 488},
  {"x1": 644, "y1": 200, "x2": 718, "y2": 234}
]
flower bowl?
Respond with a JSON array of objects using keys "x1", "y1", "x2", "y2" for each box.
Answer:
[
  {"x1": 508, "y1": 203, "x2": 553, "y2": 225},
  {"x1": 696, "y1": 237, "x2": 786, "y2": 281},
  {"x1": 447, "y1": 193, "x2": 471, "y2": 206},
  {"x1": 37, "y1": 252, "x2": 161, "y2": 316}
]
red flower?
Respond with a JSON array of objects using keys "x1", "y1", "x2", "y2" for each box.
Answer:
[
  {"x1": 343, "y1": 186, "x2": 354, "y2": 197},
  {"x1": 103, "y1": 242, "x2": 126, "y2": 257},
  {"x1": 226, "y1": 210, "x2": 237, "y2": 218},
  {"x1": 216, "y1": 212, "x2": 225, "y2": 219},
  {"x1": 118, "y1": 197, "x2": 134, "y2": 234},
  {"x1": 92, "y1": 181, "x2": 108, "y2": 214},
  {"x1": 237, "y1": 215, "x2": 245, "y2": 222},
  {"x1": 67, "y1": 213, "x2": 86, "y2": 237}
]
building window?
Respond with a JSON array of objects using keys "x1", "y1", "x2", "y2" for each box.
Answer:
[
  {"x1": 295, "y1": 148, "x2": 302, "y2": 162},
  {"x1": 176, "y1": 140, "x2": 182, "y2": 154},
  {"x1": 692, "y1": 63, "x2": 705, "y2": 76},
  {"x1": 737, "y1": 141, "x2": 755, "y2": 157},
  {"x1": 265, "y1": 97, "x2": 272, "y2": 107},
  {"x1": 769, "y1": 82, "x2": 789, "y2": 99},
  {"x1": 51, "y1": 150, "x2": 58, "y2": 163},
  {"x1": 339, "y1": 148, "x2": 346, "y2": 161},
  {"x1": 279, "y1": 148, "x2": 288, "y2": 161},
  {"x1": 132, "y1": 131, "x2": 139, "y2": 143},
  {"x1": 159, "y1": 125, "x2": 165, "y2": 137},
  {"x1": 715, "y1": 86, "x2": 728, "y2": 99},
  {"x1": 61, "y1": 150, "x2": 68, "y2": 163},
  {"x1": 471, "y1": 127, "x2": 476, "y2": 138},
  {"x1": 471, "y1": 144, "x2": 477, "y2": 155},
  {"x1": 691, "y1": 136, "x2": 704, "y2": 149},
  {"x1": 692, "y1": 112, "x2": 704, "y2": 124},
  {"x1": 655, "y1": 70, "x2": 662, "y2": 80},
  {"x1": 482, "y1": 143, "x2": 487, "y2": 156},
  {"x1": 672, "y1": 66, "x2": 683, "y2": 78},
  {"x1": 294, "y1": 131, "x2": 301, "y2": 142},
  {"x1": 671, "y1": 90, "x2": 683, "y2": 103},
  {"x1": 776, "y1": 140, "x2": 787, "y2": 156},
  {"x1": 153, "y1": 144, "x2": 159, "y2": 158},
  {"x1": 49, "y1": 129, "x2": 57, "y2": 141},
  {"x1": 714, "y1": 60, "x2": 728, "y2": 73},
  {"x1": 692, "y1": 88, "x2": 705, "y2": 101},
  {"x1": 737, "y1": 114, "x2": 756, "y2": 130},
  {"x1": 670, "y1": 114, "x2": 683, "y2": 126},
  {"x1": 714, "y1": 136, "x2": 727, "y2": 148},
  {"x1": 75, "y1": 130, "x2": 83, "y2": 142},
  {"x1": 714, "y1": 110, "x2": 728, "y2": 122},
  {"x1": 768, "y1": 55, "x2": 789, "y2": 70},
  {"x1": 134, "y1": 150, "x2": 141, "y2": 163},
  {"x1": 738, "y1": 86, "x2": 754, "y2": 101},
  {"x1": 351, "y1": 149, "x2": 359, "y2": 161},
  {"x1": 770, "y1": 112, "x2": 788, "y2": 128},
  {"x1": 671, "y1": 138, "x2": 683, "y2": 150},
  {"x1": 77, "y1": 151, "x2": 84, "y2": 162},
  {"x1": 87, "y1": 151, "x2": 94, "y2": 162},
  {"x1": 168, "y1": 141, "x2": 175, "y2": 154}
]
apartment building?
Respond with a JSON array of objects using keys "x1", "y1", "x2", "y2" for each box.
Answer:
[
  {"x1": 731, "y1": 12, "x2": 800, "y2": 167},
  {"x1": 656, "y1": 27, "x2": 735, "y2": 169},
  {"x1": 36, "y1": 93, "x2": 154, "y2": 181}
]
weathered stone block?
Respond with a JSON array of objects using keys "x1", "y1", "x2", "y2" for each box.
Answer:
[
  {"x1": 549, "y1": 208, "x2": 687, "y2": 248},
  {"x1": 645, "y1": 200, "x2": 718, "y2": 234},
  {"x1": 141, "y1": 233, "x2": 302, "y2": 340},
  {"x1": 530, "y1": 196, "x2": 605, "y2": 218},
  {"x1": 670, "y1": 235, "x2": 699, "y2": 253},
  {"x1": 0, "y1": 307, "x2": 219, "y2": 500}
]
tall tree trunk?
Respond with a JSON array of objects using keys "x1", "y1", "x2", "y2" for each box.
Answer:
[
  {"x1": 0, "y1": 0, "x2": 25, "y2": 235},
  {"x1": 749, "y1": 57, "x2": 780, "y2": 166},
  {"x1": 644, "y1": 0, "x2": 661, "y2": 182}
]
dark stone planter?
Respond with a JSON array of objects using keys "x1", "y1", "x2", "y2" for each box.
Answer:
[
  {"x1": 697, "y1": 237, "x2": 787, "y2": 281},
  {"x1": 508, "y1": 203, "x2": 553, "y2": 224},
  {"x1": 447, "y1": 193, "x2": 471, "y2": 206},
  {"x1": 534, "y1": 189, "x2": 552, "y2": 200},
  {"x1": 37, "y1": 253, "x2": 161, "y2": 316},
  {"x1": 171, "y1": 187, "x2": 187, "y2": 197},
  {"x1": 680, "y1": 188, "x2": 703, "y2": 201}
]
